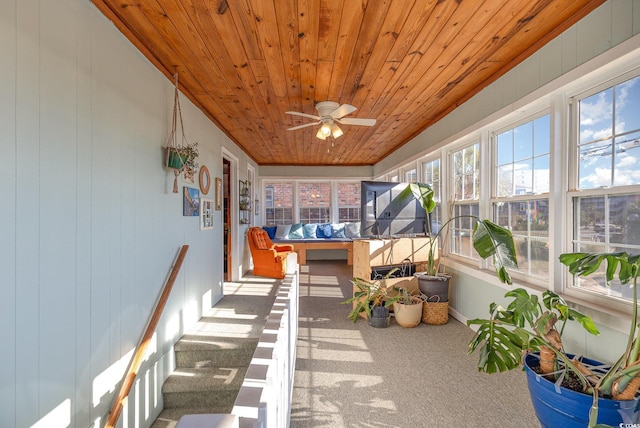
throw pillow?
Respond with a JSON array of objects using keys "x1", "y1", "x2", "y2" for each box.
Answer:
[
  {"x1": 345, "y1": 222, "x2": 361, "y2": 238},
  {"x1": 289, "y1": 223, "x2": 304, "y2": 239},
  {"x1": 275, "y1": 224, "x2": 292, "y2": 239},
  {"x1": 263, "y1": 226, "x2": 277, "y2": 240},
  {"x1": 303, "y1": 223, "x2": 318, "y2": 239},
  {"x1": 331, "y1": 223, "x2": 346, "y2": 238},
  {"x1": 317, "y1": 223, "x2": 332, "y2": 238}
]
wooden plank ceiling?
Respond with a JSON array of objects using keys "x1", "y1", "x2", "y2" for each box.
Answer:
[{"x1": 91, "y1": 0, "x2": 604, "y2": 166}]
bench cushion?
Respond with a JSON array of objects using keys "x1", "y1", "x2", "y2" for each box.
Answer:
[
  {"x1": 303, "y1": 223, "x2": 318, "y2": 238},
  {"x1": 316, "y1": 223, "x2": 332, "y2": 238},
  {"x1": 289, "y1": 223, "x2": 304, "y2": 239},
  {"x1": 331, "y1": 223, "x2": 346, "y2": 238},
  {"x1": 275, "y1": 224, "x2": 291, "y2": 239},
  {"x1": 263, "y1": 226, "x2": 277, "y2": 239}
]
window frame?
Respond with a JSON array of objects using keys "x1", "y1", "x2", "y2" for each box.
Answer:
[
  {"x1": 563, "y1": 70, "x2": 640, "y2": 308},
  {"x1": 262, "y1": 179, "x2": 363, "y2": 225},
  {"x1": 337, "y1": 181, "x2": 362, "y2": 223},
  {"x1": 491, "y1": 111, "x2": 552, "y2": 284},
  {"x1": 447, "y1": 141, "x2": 481, "y2": 261},
  {"x1": 263, "y1": 181, "x2": 294, "y2": 226}
]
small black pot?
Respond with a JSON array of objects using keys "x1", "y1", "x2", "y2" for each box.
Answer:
[
  {"x1": 416, "y1": 273, "x2": 450, "y2": 302},
  {"x1": 368, "y1": 305, "x2": 390, "y2": 328}
]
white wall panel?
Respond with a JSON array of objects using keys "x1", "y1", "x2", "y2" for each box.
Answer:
[
  {"x1": 612, "y1": 0, "x2": 635, "y2": 45},
  {"x1": 75, "y1": 3, "x2": 93, "y2": 425},
  {"x1": 576, "y1": 2, "x2": 613, "y2": 64},
  {"x1": 0, "y1": 0, "x2": 17, "y2": 425},
  {"x1": 14, "y1": 0, "x2": 41, "y2": 425},
  {"x1": 38, "y1": 0, "x2": 78, "y2": 421}
]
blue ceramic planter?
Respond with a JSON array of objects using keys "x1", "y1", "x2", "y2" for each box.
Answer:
[{"x1": 525, "y1": 353, "x2": 640, "y2": 428}]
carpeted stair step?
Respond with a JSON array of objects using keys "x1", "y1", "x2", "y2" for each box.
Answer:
[
  {"x1": 174, "y1": 335, "x2": 259, "y2": 368},
  {"x1": 161, "y1": 366, "x2": 248, "y2": 409},
  {"x1": 150, "y1": 407, "x2": 232, "y2": 428}
]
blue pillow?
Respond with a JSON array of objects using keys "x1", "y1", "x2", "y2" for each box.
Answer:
[
  {"x1": 303, "y1": 223, "x2": 318, "y2": 239},
  {"x1": 331, "y1": 223, "x2": 346, "y2": 238},
  {"x1": 316, "y1": 223, "x2": 332, "y2": 238},
  {"x1": 289, "y1": 223, "x2": 304, "y2": 239},
  {"x1": 263, "y1": 226, "x2": 277, "y2": 239}
]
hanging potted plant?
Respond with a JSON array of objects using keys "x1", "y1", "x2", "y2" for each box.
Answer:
[
  {"x1": 164, "y1": 73, "x2": 199, "y2": 193},
  {"x1": 467, "y1": 251, "x2": 640, "y2": 427}
]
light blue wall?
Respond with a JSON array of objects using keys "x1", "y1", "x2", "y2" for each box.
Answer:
[
  {"x1": 0, "y1": 0, "x2": 254, "y2": 427},
  {"x1": 448, "y1": 267, "x2": 629, "y2": 367}
]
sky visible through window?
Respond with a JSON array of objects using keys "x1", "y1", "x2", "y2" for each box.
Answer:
[{"x1": 579, "y1": 76, "x2": 640, "y2": 189}]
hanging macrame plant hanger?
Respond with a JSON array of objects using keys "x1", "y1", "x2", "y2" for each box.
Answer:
[{"x1": 164, "y1": 73, "x2": 191, "y2": 193}]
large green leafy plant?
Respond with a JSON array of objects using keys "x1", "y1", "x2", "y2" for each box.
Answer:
[
  {"x1": 468, "y1": 251, "x2": 640, "y2": 427},
  {"x1": 408, "y1": 182, "x2": 518, "y2": 283},
  {"x1": 342, "y1": 268, "x2": 405, "y2": 323}
]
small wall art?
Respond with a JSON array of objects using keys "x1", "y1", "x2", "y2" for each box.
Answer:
[
  {"x1": 199, "y1": 165, "x2": 211, "y2": 195},
  {"x1": 200, "y1": 198, "x2": 214, "y2": 230},
  {"x1": 215, "y1": 177, "x2": 222, "y2": 210},
  {"x1": 183, "y1": 186, "x2": 200, "y2": 216}
]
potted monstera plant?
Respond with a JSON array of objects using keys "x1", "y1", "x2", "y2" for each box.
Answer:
[{"x1": 468, "y1": 251, "x2": 640, "y2": 428}]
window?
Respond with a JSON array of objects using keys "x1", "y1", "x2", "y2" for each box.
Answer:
[
  {"x1": 570, "y1": 74, "x2": 640, "y2": 300},
  {"x1": 264, "y1": 182, "x2": 293, "y2": 225},
  {"x1": 299, "y1": 182, "x2": 330, "y2": 223},
  {"x1": 494, "y1": 114, "x2": 550, "y2": 280},
  {"x1": 337, "y1": 182, "x2": 361, "y2": 223},
  {"x1": 422, "y1": 159, "x2": 441, "y2": 235},
  {"x1": 450, "y1": 143, "x2": 480, "y2": 259},
  {"x1": 404, "y1": 168, "x2": 417, "y2": 183}
]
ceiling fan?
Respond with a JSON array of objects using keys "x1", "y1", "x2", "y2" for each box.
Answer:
[{"x1": 286, "y1": 101, "x2": 376, "y2": 140}]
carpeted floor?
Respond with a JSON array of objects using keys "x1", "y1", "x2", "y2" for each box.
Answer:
[{"x1": 290, "y1": 260, "x2": 538, "y2": 428}]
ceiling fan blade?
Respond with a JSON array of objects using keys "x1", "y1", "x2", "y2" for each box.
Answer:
[
  {"x1": 337, "y1": 117, "x2": 377, "y2": 126},
  {"x1": 287, "y1": 121, "x2": 320, "y2": 131},
  {"x1": 330, "y1": 104, "x2": 357, "y2": 119},
  {"x1": 285, "y1": 111, "x2": 321, "y2": 121}
]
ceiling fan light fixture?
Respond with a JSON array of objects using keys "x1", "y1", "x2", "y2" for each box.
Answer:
[
  {"x1": 330, "y1": 122, "x2": 343, "y2": 139},
  {"x1": 316, "y1": 126, "x2": 328, "y2": 140},
  {"x1": 317, "y1": 121, "x2": 331, "y2": 139}
]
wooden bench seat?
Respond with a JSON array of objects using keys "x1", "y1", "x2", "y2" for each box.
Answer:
[{"x1": 273, "y1": 239, "x2": 353, "y2": 265}]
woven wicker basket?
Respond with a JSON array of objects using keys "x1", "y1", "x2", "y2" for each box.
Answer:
[{"x1": 422, "y1": 296, "x2": 449, "y2": 325}]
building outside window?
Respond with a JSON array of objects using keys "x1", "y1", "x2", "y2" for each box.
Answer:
[
  {"x1": 569, "y1": 74, "x2": 640, "y2": 301},
  {"x1": 264, "y1": 182, "x2": 293, "y2": 225},
  {"x1": 450, "y1": 143, "x2": 480, "y2": 259},
  {"x1": 337, "y1": 182, "x2": 361, "y2": 223},
  {"x1": 299, "y1": 182, "x2": 331, "y2": 223},
  {"x1": 493, "y1": 114, "x2": 550, "y2": 280}
]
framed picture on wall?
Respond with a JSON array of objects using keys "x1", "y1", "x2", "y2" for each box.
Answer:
[
  {"x1": 200, "y1": 198, "x2": 214, "y2": 230},
  {"x1": 183, "y1": 186, "x2": 200, "y2": 216},
  {"x1": 215, "y1": 177, "x2": 222, "y2": 210}
]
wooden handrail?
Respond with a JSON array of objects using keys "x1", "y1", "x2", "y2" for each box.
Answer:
[{"x1": 106, "y1": 245, "x2": 189, "y2": 428}]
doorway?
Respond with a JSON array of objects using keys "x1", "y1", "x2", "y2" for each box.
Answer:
[{"x1": 223, "y1": 158, "x2": 232, "y2": 281}]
